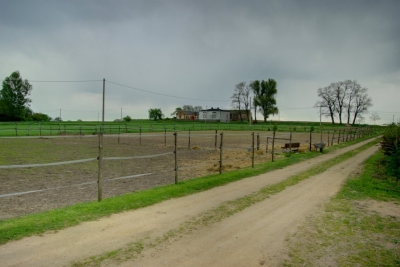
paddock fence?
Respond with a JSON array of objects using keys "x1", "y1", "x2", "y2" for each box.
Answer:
[{"x1": 0, "y1": 127, "x2": 374, "y2": 219}]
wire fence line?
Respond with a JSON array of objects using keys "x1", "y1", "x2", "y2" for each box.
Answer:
[
  {"x1": 0, "y1": 121, "x2": 373, "y2": 137},
  {"x1": 0, "y1": 127, "x2": 374, "y2": 217}
]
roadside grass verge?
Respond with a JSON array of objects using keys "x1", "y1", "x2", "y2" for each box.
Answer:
[
  {"x1": 284, "y1": 150, "x2": 400, "y2": 267},
  {"x1": 0, "y1": 136, "x2": 378, "y2": 245},
  {"x1": 72, "y1": 139, "x2": 380, "y2": 266}
]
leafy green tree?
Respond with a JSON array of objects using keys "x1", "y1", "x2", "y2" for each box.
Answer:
[
  {"x1": 53, "y1": 117, "x2": 63, "y2": 122},
  {"x1": 250, "y1": 79, "x2": 279, "y2": 122},
  {"x1": 0, "y1": 71, "x2": 32, "y2": 121},
  {"x1": 149, "y1": 108, "x2": 163, "y2": 121},
  {"x1": 29, "y1": 113, "x2": 52, "y2": 122},
  {"x1": 123, "y1": 115, "x2": 132, "y2": 122}
]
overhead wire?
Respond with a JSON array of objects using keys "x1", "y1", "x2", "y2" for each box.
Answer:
[{"x1": 106, "y1": 80, "x2": 228, "y2": 103}]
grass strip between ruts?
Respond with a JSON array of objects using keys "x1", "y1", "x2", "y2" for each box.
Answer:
[{"x1": 0, "y1": 136, "x2": 379, "y2": 245}]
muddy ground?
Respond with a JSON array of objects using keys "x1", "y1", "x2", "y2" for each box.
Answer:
[{"x1": 0, "y1": 131, "x2": 337, "y2": 219}]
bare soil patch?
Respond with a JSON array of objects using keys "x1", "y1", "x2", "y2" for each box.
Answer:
[{"x1": 0, "y1": 131, "x2": 327, "y2": 219}]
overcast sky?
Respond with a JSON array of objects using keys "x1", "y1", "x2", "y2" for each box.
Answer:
[{"x1": 1, "y1": 0, "x2": 399, "y2": 124}]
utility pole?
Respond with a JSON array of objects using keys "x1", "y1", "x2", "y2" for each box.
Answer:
[
  {"x1": 121, "y1": 107, "x2": 122, "y2": 119},
  {"x1": 60, "y1": 109, "x2": 61, "y2": 121}
]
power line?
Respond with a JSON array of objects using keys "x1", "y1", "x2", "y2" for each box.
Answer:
[
  {"x1": 1, "y1": 79, "x2": 102, "y2": 83},
  {"x1": 106, "y1": 80, "x2": 227, "y2": 103}
]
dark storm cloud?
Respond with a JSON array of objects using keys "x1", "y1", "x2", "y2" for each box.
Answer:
[{"x1": 1, "y1": 0, "x2": 399, "y2": 122}]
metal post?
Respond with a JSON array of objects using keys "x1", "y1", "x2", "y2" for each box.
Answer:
[
  {"x1": 266, "y1": 137, "x2": 269, "y2": 153},
  {"x1": 139, "y1": 127, "x2": 142, "y2": 145},
  {"x1": 338, "y1": 130, "x2": 341, "y2": 144},
  {"x1": 289, "y1": 132, "x2": 292, "y2": 155},
  {"x1": 174, "y1": 132, "x2": 178, "y2": 184},
  {"x1": 219, "y1": 133, "x2": 223, "y2": 174},
  {"x1": 164, "y1": 127, "x2": 167, "y2": 146},
  {"x1": 309, "y1": 130, "x2": 312, "y2": 151},
  {"x1": 252, "y1": 132, "x2": 255, "y2": 167},
  {"x1": 257, "y1": 133, "x2": 260, "y2": 151}
]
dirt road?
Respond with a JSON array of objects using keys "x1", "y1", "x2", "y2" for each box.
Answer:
[{"x1": 0, "y1": 138, "x2": 379, "y2": 267}]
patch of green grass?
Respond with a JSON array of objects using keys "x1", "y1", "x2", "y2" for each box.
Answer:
[
  {"x1": 284, "y1": 148, "x2": 400, "y2": 267},
  {"x1": 338, "y1": 151, "x2": 400, "y2": 201},
  {"x1": 0, "y1": 136, "x2": 379, "y2": 246}
]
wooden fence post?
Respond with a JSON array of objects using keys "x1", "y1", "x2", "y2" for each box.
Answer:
[
  {"x1": 257, "y1": 133, "x2": 260, "y2": 150},
  {"x1": 188, "y1": 129, "x2": 191, "y2": 149},
  {"x1": 219, "y1": 132, "x2": 223, "y2": 174},
  {"x1": 252, "y1": 132, "x2": 255, "y2": 167},
  {"x1": 309, "y1": 130, "x2": 312, "y2": 151},
  {"x1": 272, "y1": 131, "x2": 276, "y2": 162},
  {"x1": 214, "y1": 130, "x2": 218, "y2": 150},
  {"x1": 174, "y1": 132, "x2": 178, "y2": 184},
  {"x1": 98, "y1": 133, "x2": 103, "y2": 201}
]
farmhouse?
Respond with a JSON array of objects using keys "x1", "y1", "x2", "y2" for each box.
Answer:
[
  {"x1": 176, "y1": 110, "x2": 199, "y2": 120},
  {"x1": 198, "y1": 107, "x2": 231, "y2": 122}
]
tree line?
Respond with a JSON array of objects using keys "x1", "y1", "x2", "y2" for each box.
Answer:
[{"x1": 1, "y1": 71, "x2": 373, "y2": 125}]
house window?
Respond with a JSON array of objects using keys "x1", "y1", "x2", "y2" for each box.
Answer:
[
  {"x1": 203, "y1": 113, "x2": 207, "y2": 118},
  {"x1": 212, "y1": 112, "x2": 216, "y2": 118}
]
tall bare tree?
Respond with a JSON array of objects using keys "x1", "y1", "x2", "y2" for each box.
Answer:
[
  {"x1": 316, "y1": 80, "x2": 372, "y2": 125},
  {"x1": 231, "y1": 81, "x2": 246, "y2": 122},
  {"x1": 316, "y1": 86, "x2": 336, "y2": 124},
  {"x1": 351, "y1": 88, "x2": 372, "y2": 124},
  {"x1": 241, "y1": 84, "x2": 251, "y2": 122}
]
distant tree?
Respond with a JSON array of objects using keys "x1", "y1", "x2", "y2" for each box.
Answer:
[
  {"x1": 315, "y1": 85, "x2": 337, "y2": 124},
  {"x1": 250, "y1": 79, "x2": 279, "y2": 122},
  {"x1": 231, "y1": 82, "x2": 246, "y2": 122},
  {"x1": 123, "y1": 115, "x2": 132, "y2": 122},
  {"x1": 241, "y1": 84, "x2": 252, "y2": 122},
  {"x1": 53, "y1": 117, "x2": 62, "y2": 122},
  {"x1": 171, "y1": 107, "x2": 182, "y2": 116},
  {"x1": 0, "y1": 71, "x2": 32, "y2": 121},
  {"x1": 350, "y1": 88, "x2": 372, "y2": 125},
  {"x1": 29, "y1": 113, "x2": 52, "y2": 122},
  {"x1": 193, "y1": 106, "x2": 203, "y2": 112},
  {"x1": 149, "y1": 108, "x2": 163, "y2": 121},
  {"x1": 316, "y1": 80, "x2": 372, "y2": 125},
  {"x1": 182, "y1": 105, "x2": 194, "y2": 112},
  {"x1": 370, "y1": 112, "x2": 381, "y2": 125}
]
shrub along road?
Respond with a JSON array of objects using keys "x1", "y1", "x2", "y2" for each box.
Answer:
[{"x1": 0, "y1": 138, "x2": 380, "y2": 266}]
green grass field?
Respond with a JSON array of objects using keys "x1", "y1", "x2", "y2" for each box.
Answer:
[{"x1": 0, "y1": 119, "x2": 379, "y2": 137}]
